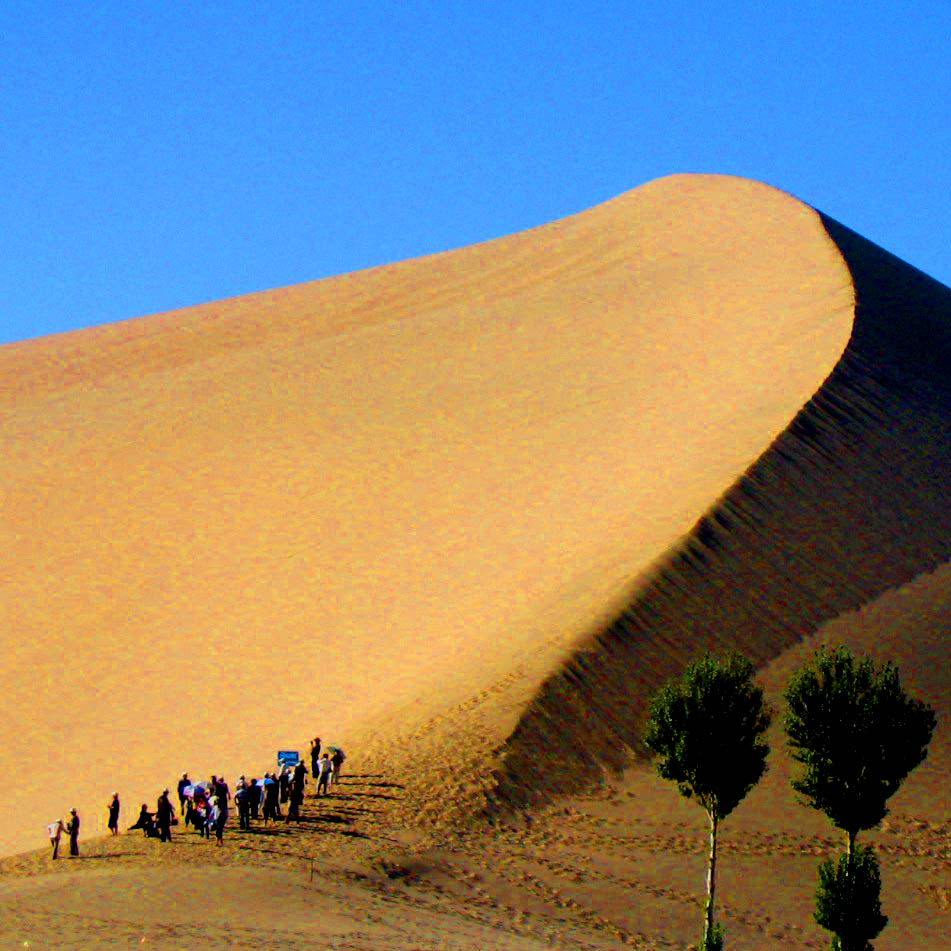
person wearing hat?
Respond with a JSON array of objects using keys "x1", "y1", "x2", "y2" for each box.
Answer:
[
  {"x1": 177, "y1": 773, "x2": 190, "y2": 815},
  {"x1": 107, "y1": 793, "x2": 120, "y2": 835},
  {"x1": 46, "y1": 817, "x2": 66, "y2": 859},
  {"x1": 66, "y1": 808, "x2": 80, "y2": 857}
]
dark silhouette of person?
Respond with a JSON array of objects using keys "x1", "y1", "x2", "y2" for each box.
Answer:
[
  {"x1": 107, "y1": 793, "x2": 120, "y2": 835},
  {"x1": 156, "y1": 789, "x2": 175, "y2": 842},
  {"x1": 66, "y1": 808, "x2": 80, "y2": 857},
  {"x1": 248, "y1": 778, "x2": 262, "y2": 820},
  {"x1": 262, "y1": 773, "x2": 279, "y2": 824},
  {"x1": 286, "y1": 766, "x2": 306, "y2": 823},
  {"x1": 184, "y1": 799, "x2": 201, "y2": 833},
  {"x1": 177, "y1": 773, "x2": 190, "y2": 815},
  {"x1": 210, "y1": 796, "x2": 226, "y2": 846},
  {"x1": 310, "y1": 737, "x2": 321, "y2": 778},
  {"x1": 235, "y1": 780, "x2": 250, "y2": 830},
  {"x1": 330, "y1": 748, "x2": 344, "y2": 784},
  {"x1": 129, "y1": 803, "x2": 155, "y2": 837},
  {"x1": 278, "y1": 765, "x2": 290, "y2": 804},
  {"x1": 214, "y1": 776, "x2": 231, "y2": 813}
]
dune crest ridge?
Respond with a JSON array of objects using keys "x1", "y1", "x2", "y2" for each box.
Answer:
[
  {"x1": 487, "y1": 207, "x2": 951, "y2": 820},
  {"x1": 1, "y1": 175, "x2": 869, "y2": 857}
]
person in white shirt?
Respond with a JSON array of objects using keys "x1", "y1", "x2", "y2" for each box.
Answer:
[
  {"x1": 46, "y1": 818, "x2": 65, "y2": 859},
  {"x1": 315, "y1": 753, "x2": 334, "y2": 796}
]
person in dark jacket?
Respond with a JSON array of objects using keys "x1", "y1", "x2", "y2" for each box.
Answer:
[
  {"x1": 177, "y1": 773, "x2": 190, "y2": 816},
  {"x1": 330, "y1": 748, "x2": 345, "y2": 784},
  {"x1": 156, "y1": 789, "x2": 175, "y2": 842},
  {"x1": 310, "y1": 737, "x2": 321, "y2": 779},
  {"x1": 129, "y1": 804, "x2": 157, "y2": 837},
  {"x1": 107, "y1": 793, "x2": 120, "y2": 835},
  {"x1": 235, "y1": 779, "x2": 250, "y2": 830},
  {"x1": 248, "y1": 778, "x2": 262, "y2": 820},
  {"x1": 285, "y1": 766, "x2": 306, "y2": 823},
  {"x1": 66, "y1": 808, "x2": 80, "y2": 857}
]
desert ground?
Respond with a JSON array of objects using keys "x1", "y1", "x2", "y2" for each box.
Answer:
[{"x1": 1, "y1": 173, "x2": 949, "y2": 948}]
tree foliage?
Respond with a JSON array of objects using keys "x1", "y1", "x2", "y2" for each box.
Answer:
[
  {"x1": 783, "y1": 645, "x2": 936, "y2": 841},
  {"x1": 644, "y1": 651, "x2": 771, "y2": 821},
  {"x1": 644, "y1": 651, "x2": 771, "y2": 950},
  {"x1": 815, "y1": 846, "x2": 888, "y2": 951}
]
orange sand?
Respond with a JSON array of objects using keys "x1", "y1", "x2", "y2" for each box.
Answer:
[{"x1": 1, "y1": 173, "x2": 949, "y2": 949}]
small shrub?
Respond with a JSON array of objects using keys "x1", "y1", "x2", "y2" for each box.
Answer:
[{"x1": 814, "y1": 845, "x2": 887, "y2": 951}]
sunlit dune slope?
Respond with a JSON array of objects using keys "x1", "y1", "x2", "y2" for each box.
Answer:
[
  {"x1": 493, "y1": 210, "x2": 951, "y2": 817},
  {"x1": 0, "y1": 175, "x2": 856, "y2": 857}
]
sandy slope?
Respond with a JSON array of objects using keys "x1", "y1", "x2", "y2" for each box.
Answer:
[
  {"x1": 494, "y1": 210, "x2": 951, "y2": 816},
  {"x1": 2, "y1": 171, "x2": 950, "y2": 948},
  {"x1": 0, "y1": 174, "x2": 853, "y2": 858}
]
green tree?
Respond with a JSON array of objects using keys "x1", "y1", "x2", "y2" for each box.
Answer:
[
  {"x1": 783, "y1": 645, "x2": 936, "y2": 855},
  {"x1": 784, "y1": 645, "x2": 935, "y2": 950},
  {"x1": 814, "y1": 845, "x2": 887, "y2": 951},
  {"x1": 644, "y1": 652, "x2": 771, "y2": 950}
]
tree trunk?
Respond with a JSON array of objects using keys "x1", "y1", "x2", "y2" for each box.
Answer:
[
  {"x1": 704, "y1": 809, "x2": 718, "y2": 946},
  {"x1": 846, "y1": 827, "x2": 856, "y2": 858}
]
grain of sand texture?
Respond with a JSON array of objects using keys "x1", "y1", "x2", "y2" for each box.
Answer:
[{"x1": 1, "y1": 173, "x2": 950, "y2": 949}]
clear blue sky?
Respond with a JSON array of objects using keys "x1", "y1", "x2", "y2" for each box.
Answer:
[{"x1": 3, "y1": 0, "x2": 951, "y2": 345}]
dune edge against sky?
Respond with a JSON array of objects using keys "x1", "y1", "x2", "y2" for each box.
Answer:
[{"x1": 3, "y1": 173, "x2": 933, "y2": 862}]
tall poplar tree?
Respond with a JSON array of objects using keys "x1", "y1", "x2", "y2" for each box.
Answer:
[
  {"x1": 644, "y1": 652, "x2": 771, "y2": 951},
  {"x1": 784, "y1": 645, "x2": 936, "y2": 950}
]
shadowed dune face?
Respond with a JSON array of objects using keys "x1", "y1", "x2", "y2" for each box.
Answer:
[
  {"x1": 0, "y1": 174, "x2": 855, "y2": 857},
  {"x1": 492, "y1": 207, "x2": 951, "y2": 816}
]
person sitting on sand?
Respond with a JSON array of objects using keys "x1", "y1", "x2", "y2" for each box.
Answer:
[
  {"x1": 107, "y1": 792, "x2": 120, "y2": 836},
  {"x1": 129, "y1": 803, "x2": 157, "y2": 837},
  {"x1": 46, "y1": 818, "x2": 66, "y2": 860}
]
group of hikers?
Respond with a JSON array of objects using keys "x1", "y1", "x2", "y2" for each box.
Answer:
[{"x1": 47, "y1": 738, "x2": 345, "y2": 858}]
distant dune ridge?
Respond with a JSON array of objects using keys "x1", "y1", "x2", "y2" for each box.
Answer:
[{"x1": 1, "y1": 174, "x2": 949, "y2": 866}]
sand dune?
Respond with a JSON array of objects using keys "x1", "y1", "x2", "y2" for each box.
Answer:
[
  {"x1": 0, "y1": 174, "x2": 854, "y2": 858},
  {"x1": 2, "y1": 172, "x2": 950, "y2": 948},
  {"x1": 493, "y1": 208, "x2": 951, "y2": 816}
]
